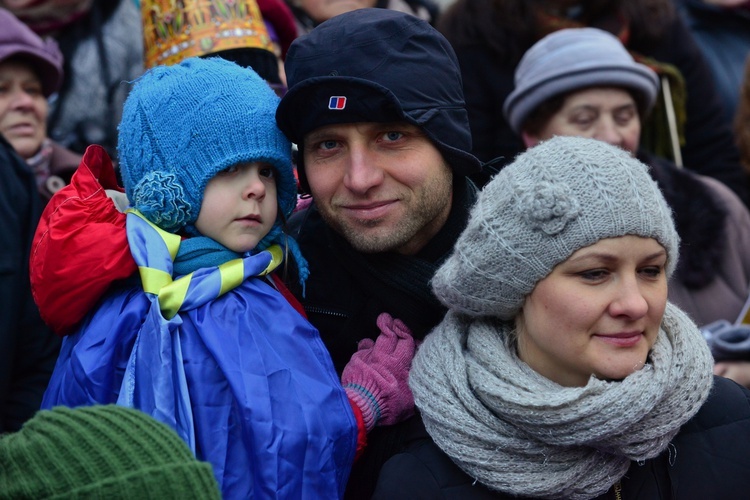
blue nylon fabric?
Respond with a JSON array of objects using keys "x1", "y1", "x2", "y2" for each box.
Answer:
[{"x1": 42, "y1": 214, "x2": 357, "y2": 499}]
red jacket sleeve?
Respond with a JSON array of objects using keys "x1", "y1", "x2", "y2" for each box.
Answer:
[{"x1": 30, "y1": 145, "x2": 137, "y2": 336}]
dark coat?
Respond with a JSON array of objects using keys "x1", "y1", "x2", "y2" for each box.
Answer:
[
  {"x1": 645, "y1": 152, "x2": 750, "y2": 327},
  {"x1": 285, "y1": 176, "x2": 479, "y2": 499},
  {"x1": 677, "y1": 0, "x2": 750, "y2": 127},
  {"x1": 0, "y1": 136, "x2": 60, "y2": 433},
  {"x1": 452, "y1": 14, "x2": 749, "y2": 205},
  {"x1": 373, "y1": 376, "x2": 750, "y2": 499}
]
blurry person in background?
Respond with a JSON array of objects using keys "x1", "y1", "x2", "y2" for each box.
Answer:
[
  {"x1": 0, "y1": 0, "x2": 143, "y2": 158},
  {"x1": 0, "y1": 8, "x2": 80, "y2": 203},
  {"x1": 286, "y1": 0, "x2": 439, "y2": 34}
]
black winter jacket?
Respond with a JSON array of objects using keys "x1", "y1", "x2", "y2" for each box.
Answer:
[
  {"x1": 286, "y1": 176, "x2": 479, "y2": 499},
  {"x1": 373, "y1": 376, "x2": 750, "y2": 499},
  {"x1": 0, "y1": 136, "x2": 60, "y2": 433}
]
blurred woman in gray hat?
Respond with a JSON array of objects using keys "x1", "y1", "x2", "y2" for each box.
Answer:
[
  {"x1": 0, "y1": 8, "x2": 80, "y2": 203},
  {"x1": 373, "y1": 136, "x2": 750, "y2": 499},
  {"x1": 437, "y1": 0, "x2": 750, "y2": 207}
]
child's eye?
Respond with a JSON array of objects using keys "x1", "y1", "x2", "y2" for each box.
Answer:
[
  {"x1": 219, "y1": 164, "x2": 240, "y2": 176},
  {"x1": 259, "y1": 166, "x2": 276, "y2": 179}
]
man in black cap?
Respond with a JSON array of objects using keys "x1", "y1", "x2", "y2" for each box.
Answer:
[{"x1": 276, "y1": 8, "x2": 488, "y2": 496}]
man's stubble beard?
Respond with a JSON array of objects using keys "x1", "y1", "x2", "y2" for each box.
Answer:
[{"x1": 316, "y1": 168, "x2": 453, "y2": 254}]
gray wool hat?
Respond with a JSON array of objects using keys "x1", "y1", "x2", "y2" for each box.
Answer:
[
  {"x1": 503, "y1": 27, "x2": 659, "y2": 135},
  {"x1": 431, "y1": 136, "x2": 679, "y2": 319}
]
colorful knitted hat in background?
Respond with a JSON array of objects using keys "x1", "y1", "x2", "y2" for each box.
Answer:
[
  {"x1": 117, "y1": 56, "x2": 294, "y2": 234},
  {"x1": 141, "y1": 0, "x2": 274, "y2": 69},
  {"x1": 0, "y1": 405, "x2": 221, "y2": 499},
  {"x1": 432, "y1": 136, "x2": 679, "y2": 320}
]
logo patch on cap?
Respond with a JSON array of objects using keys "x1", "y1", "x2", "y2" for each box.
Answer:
[{"x1": 328, "y1": 96, "x2": 347, "y2": 110}]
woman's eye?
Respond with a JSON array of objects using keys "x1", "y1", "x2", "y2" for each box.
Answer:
[
  {"x1": 24, "y1": 85, "x2": 43, "y2": 96},
  {"x1": 640, "y1": 266, "x2": 663, "y2": 278},
  {"x1": 615, "y1": 109, "x2": 636, "y2": 125},
  {"x1": 578, "y1": 269, "x2": 608, "y2": 281}
]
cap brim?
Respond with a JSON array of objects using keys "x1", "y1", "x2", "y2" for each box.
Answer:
[{"x1": 277, "y1": 76, "x2": 482, "y2": 179}]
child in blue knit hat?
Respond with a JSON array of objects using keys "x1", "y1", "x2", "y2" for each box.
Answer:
[{"x1": 38, "y1": 57, "x2": 416, "y2": 499}]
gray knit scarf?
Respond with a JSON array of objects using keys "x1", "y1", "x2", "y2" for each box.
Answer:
[{"x1": 410, "y1": 302, "x2": 714, "y2": 500}]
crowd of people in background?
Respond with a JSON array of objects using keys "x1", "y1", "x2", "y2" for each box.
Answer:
[{"x1": 2, "y1": 1, "x2": 750, "y2": 498}]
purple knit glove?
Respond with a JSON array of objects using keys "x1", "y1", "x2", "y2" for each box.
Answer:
[{"x1": 342, "y1": 313, "x2": 417, "y2": 432}]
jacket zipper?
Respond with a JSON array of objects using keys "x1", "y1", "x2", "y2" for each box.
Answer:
[{"x1": 304, "y1": 305, "x2": 350, "y2": 319}]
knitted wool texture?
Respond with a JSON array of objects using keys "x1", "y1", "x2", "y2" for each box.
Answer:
[
  {"x1": 0, "y1": 405, "x2": 221, "y2": 499},
  {"x1": 410, "y1": 303, "x2": 714, "y2": 499},
  {"x1": 503, "y1": 27, "x2": 659, "y2": 135},
  {"x1": 432, "y1": 136, "x2": 679, "y2": 320},
  {"x1": 117, "y1": 57, "x2": 294, "y2": 234}
]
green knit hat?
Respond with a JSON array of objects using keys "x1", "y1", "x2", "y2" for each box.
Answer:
[{"x1": 0, "y1": 405, "x2": 221, "y2": 499}]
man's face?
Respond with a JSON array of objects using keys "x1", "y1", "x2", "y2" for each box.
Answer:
[{"x1": 302, "y1": 121, "x2": 453, "y2": 255}]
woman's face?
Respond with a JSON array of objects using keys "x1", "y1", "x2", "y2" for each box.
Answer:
[
  {"x1": 517, "y1": 235, "x2": 668, "y2": 387},
  {"x1": 297, "y1": 0, "x2": 377, "y2": 23},
  {"x1": 523, "y1": 87, "x2": 641, "y2": 155},
  {"x1": 0, "y1": 59, "x2": 48, "y2": 159}
]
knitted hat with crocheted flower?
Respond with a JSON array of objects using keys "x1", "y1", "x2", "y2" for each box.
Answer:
[
  {"x1": 119, "y1": 56, "x2": 298, "y2": 234},
  {"x1": 0, "y1": 405, "x2": 221, "y2": 499},
  {"x1": 431, "y1": 136, "x2": 679, "y2": 319}
]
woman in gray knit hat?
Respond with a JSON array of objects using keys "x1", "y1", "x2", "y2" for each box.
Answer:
[
  {"x1": 506, "y1": 27, "x2": 750, "y2": 388},
  {"x1": 373, "y1": 136, "x2": 750, "y2": 499}
]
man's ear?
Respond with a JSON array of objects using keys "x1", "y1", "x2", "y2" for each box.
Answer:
[{"x1": 521, "y1": 131, "x2": 540, "y2": 149}]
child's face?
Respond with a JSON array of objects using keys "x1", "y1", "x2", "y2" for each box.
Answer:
[{"x1": 195, "y1": 162, "x2": 278, "y2": 253}]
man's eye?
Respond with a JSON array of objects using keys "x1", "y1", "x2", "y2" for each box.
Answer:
[
  {"x1": 319, "y1": 140, "x2": 338, "y2": 150},
  {"x1": 383, "y1": 131, "x2": 403, "y2": 141}
]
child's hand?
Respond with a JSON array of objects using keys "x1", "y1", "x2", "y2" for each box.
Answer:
[{"x1": 341, "y1": 313, "x2": 417, "y2": 431}]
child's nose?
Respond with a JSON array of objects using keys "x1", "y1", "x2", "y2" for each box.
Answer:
[{"x1": 243, "y1": 172, "x2": 266, "y2": 200}]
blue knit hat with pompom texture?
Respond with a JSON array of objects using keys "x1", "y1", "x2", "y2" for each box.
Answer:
[{"x1": 118, "y1": 57, "x2": 307, "y2": 283}]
